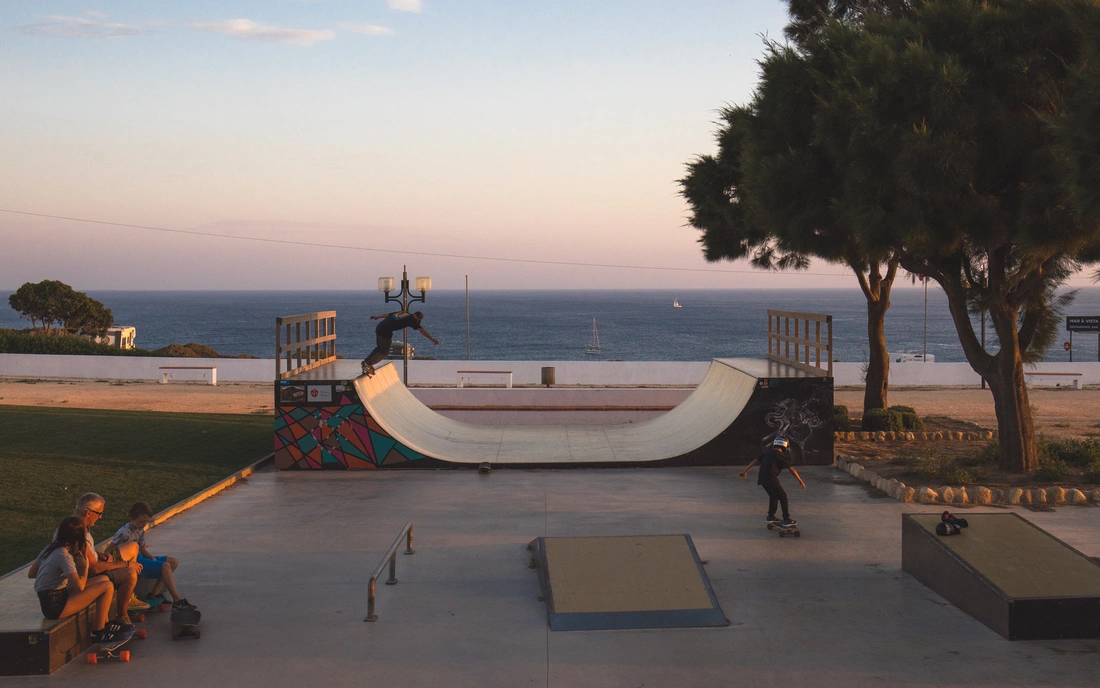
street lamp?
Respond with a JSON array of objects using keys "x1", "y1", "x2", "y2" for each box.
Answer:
[{"x1": 377, "y1": 265, "x2": 431, "y2": 384}]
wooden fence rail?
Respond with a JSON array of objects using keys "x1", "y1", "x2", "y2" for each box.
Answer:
[
  {"x1": 276, "y1": 311, "x2": 337, "y2": 380},
  {"x1": 767, "y1": 309, "x2": 832, "y2": 377}
]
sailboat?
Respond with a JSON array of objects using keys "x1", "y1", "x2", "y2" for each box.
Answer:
[
  {"x1": 673, "y1": 297, "x2": 682, "y2": 308},
  {"x1": 585, "y1": 318, "x2": 601, "y2": 355}
]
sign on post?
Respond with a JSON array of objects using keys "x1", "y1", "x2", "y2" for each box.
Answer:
[
  {"x1": 1066, "y1": 315, "x2": 1100, "y2": 363},
  {"x1": 1066, "y1": 316, "x2": 1100, "y2": 332}
]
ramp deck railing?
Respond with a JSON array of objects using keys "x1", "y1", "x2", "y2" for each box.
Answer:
[
  {"x1": 276, "y1": 311, "x2": 337, "y2": 380},
  {"x1": 767, "y1": 309, "x2": 833, "y2": 377}
]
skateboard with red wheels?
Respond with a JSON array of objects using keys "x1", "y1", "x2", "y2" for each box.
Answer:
[
  {"x1": 87, "y1": 628, "x2": 135, "y2": 664},
  {"x1": 767, "y1": 520, "x2": 801, "y2": 537}
]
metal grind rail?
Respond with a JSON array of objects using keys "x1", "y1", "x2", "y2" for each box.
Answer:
[{"x1": 364, "y1": 522, "x2": 415, "y2": 622}]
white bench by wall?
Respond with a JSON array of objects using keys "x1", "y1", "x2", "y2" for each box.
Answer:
[
  {"x1": 456, "y1": 370, "x2": 513, "y2": 389},
  {"x1": 160, "y1": 366, "x2": 217, "y2": 386},
  {"x1": 1024, "y1": 371, "x2": 1082, "y2": 389}
]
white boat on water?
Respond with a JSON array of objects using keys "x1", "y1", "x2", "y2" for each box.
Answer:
[
  {"x1": 673, "y1": 298, "x2": 682, "y2": 308},
  {"x1": 585, "y1": 318, "x2": 601, "y2": 355}
]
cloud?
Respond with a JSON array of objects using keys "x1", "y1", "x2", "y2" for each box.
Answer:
[
  {"x1": 192, "y1": 18, "x2": 335, "y2": 46},
  {"x1": 15, "y1": 15, "x2": 152, "y2": 38},
  {"x1": 386, "y1": 0, "x2": 422, "y2": 12},
  {"x1": 338, "y1": 22, "x2": 394, "y2": 36}
]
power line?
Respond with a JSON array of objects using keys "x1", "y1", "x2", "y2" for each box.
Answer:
[{"x1": 0, "y1": 207, "x2": 853, "y2": 278}]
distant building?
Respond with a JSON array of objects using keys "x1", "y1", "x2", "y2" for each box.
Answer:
[
  {"x1": 891, "y1": 352, "x2": 935, "y2": 363},
  {"x1": 97, "y1": 326, "x2": 136, "y2": 349}
]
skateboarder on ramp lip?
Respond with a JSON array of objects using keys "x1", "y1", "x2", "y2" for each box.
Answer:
[
  {"x1": 739, "y1": 437, "x2": 805, "y2": 527},
  {"x1": 361, "y1": 310, "x2": 438, "y2": 377}
]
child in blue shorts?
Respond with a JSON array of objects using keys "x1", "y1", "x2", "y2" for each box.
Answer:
[{"x1": 110, "y1": 502, "x2": 194, "y2": 610}]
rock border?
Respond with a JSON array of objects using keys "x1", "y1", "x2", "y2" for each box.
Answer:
[
  {"x1": 834, "y1": 454, "x2": 1100, "y2": 506},
  {"x1": 835, "y1": 430, "x2": 996, "y2": 442}
]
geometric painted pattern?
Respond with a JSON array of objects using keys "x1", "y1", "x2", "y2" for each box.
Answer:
[{"x1": 273, "y1": 396, "x2": 426, "y2": 470}]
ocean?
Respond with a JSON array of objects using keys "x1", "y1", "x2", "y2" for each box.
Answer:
[{"x1": 2, "y1": 287, "x2": 1099, "y2": 364}]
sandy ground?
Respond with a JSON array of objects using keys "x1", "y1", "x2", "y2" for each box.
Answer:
[
  {"x1": 0, "y1": 377, "x2": 275, "y2": 415},
  {"x1": 834, "y1": 385, "x2": 1100, "y2": 440},
  {"x1": 1, "y1": 377, "x2": 1098, "y2": 440}
]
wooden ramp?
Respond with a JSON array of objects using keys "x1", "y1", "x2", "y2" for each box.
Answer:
[
  {"x1": 528, "y1": 535, "x2": 727, "y2": 631},
  {"x1": 902, "y1": 513, "x2": 1100, "y2": 639},
  {"x1": 351, "y1": 358, "x2": 829, "y2": 466}
]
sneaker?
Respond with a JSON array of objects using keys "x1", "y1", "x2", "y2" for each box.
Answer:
[
  {"x1": 144, "y1": 594, "x2": 165, "y2": 607},
  {"x1": 172, "y1": 598, "x2": 195, "y2": 610},
  {"x1": 766, "y1": 515, "x2": 781, "y2": 524},
  {"x1": 105, "y1": 617, "x2": 133, "y2": 633},
  {"x1": 91, "y1": 628, "x2": 120, "y2": 644},
  {"x1": 127, "y1": 594, "x2": 150, "y2": 611},
  {"x1": 781, "y1": 517, "x2": 797, "y2": 527}
]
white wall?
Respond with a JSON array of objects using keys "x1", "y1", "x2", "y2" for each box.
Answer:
[{"x1": 2, "y1": 353, "x2": 1099, "y2": 387}]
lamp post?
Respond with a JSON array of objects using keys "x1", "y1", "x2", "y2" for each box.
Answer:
[{"x1": 377, "y1": 265, "x2": 432, "y2": 384}]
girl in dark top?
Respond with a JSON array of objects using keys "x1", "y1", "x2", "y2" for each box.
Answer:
[
  {"x1": 361, "y1": 310, "x2": 439, "y2": 377},
  {"x1": 739, "y1": 437, "x2": 806, "y2": 526},
  {"x1": 31, "y1": 516, "x2": 120, "y2": 642}
]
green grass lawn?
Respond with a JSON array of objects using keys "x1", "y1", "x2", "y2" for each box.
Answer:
[{"x1": 0, "y1": 406, "x2": 272, "y2": 576}]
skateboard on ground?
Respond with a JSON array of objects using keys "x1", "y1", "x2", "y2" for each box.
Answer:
[
  {"x1": 170, "y1": 606, "x2": 202, "y2": 640},
  {"x1": 129, "y1": 596, "x2": 169, "y2": 621},
  {"x1": 767, "y1": 520, "x2": 801, "y2": 538},
  {"x1": 87, "y1": 628, "x2": 136, "y2": 664}
]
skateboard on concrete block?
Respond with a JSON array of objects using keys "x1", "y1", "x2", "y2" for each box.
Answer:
[
  {"x1": 767, "y1": 520, "x2": 801, "y2": 538},
  {"x1": 170, "y1": 606, "x2": 201, "y2": 640},
  {"x1": 87, "y1": 628, "x2": 136, "y2": 664}
]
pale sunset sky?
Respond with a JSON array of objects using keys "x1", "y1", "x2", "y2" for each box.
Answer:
[{"x1": 2, "y1": 1, "x2": 1091, "y2": 291}]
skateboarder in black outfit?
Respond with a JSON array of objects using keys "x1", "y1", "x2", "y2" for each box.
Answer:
[
  {"x1": 361, "y1": 310, "x2": 438, "y2": 376},
  {"x1": 739, "y1": 437, "x2": 805, "y2": 526}
]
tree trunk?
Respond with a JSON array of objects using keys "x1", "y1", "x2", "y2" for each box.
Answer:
[
  {"x1": 852, "y1": 257, "x2": 899, "y2": 413},
  {"x1": 932, "y1": 271, "x2": 1038, "y2": 473},
  {"x1": 863, "y1": 294, "x2": 890, "y2": 411},
  {"x1": 984, "y1": 308, "x2": 1039, "y2": 472}
]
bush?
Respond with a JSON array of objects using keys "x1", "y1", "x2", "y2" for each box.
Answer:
[
  {"x1": 1041, "y1": 438, "x2": 1100, "y2": 467},
  {"x1": 862, "y1": 407, "x2": 901, "y2": 432},
  {"x1": 833, "y1": 405, "x2": 850, "y2": 432},
  {"x1": 888, "y1": 405, "x2": 924, "y2": 431},
  {"x1": 0, "y1": 329, "x2": 151, "y2": 356},
  {"x1": 1083, "y1": 461, "x2": 1100, "y2": 484},
  {"x1": 962, "y1": 441, "x2": 999, "y2": 466},
  {"x1": 902, "y1": 453, "x2": 983, "y2": 484},
  {"x1": 1034, "y1": 457, "x2": 1068, "y2": 482}
]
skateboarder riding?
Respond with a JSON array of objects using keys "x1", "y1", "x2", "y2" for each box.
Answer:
[
  {"x1": 739, "y1": 437, "x2": 806, "y2": 527},
  {"x1": 361, "y1": 310, "x2": 438, "y2": 377}
]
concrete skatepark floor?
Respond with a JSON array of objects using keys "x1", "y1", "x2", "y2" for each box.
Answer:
[{"x1": 4, "y1": 466, "x2": 1098, "y2": 687}]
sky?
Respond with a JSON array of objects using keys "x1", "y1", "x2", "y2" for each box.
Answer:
[{"x1": 1, "y1": 2, "x2": 1094, "y2": 293}]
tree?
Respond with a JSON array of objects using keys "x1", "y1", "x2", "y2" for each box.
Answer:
[
  {"x1": 800, "y1": 0, "x2": 1100, "y2": 471},
  {"x1": 680, "y1": 35, "x2": 901, "y2": 413},
  {"x1": 8, "y1": 281, "x2": 114, "y2": 339}
]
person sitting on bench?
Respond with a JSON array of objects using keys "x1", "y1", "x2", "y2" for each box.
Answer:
[{"x1": 31, "y1": 516, "x2": 124, "y2": 643}]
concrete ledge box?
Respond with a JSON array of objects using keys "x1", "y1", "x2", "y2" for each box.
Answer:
[{"x1": 901, "y1": 513, "x2": 1100, "y2": 640}]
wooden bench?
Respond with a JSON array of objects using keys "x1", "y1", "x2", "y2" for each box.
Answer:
[
  {"x1": 1024, "y1": 371, "x2": 1082, "y2": 389},
  {"x1": 159, "y1": 365, "x2": 217, "y2": 386},
  {"x1": 456, "y1": 370, "x2": 513, "y2": 388},
  {"x1": 0, "y1": 569, "x2": 101, "y2": 675}
]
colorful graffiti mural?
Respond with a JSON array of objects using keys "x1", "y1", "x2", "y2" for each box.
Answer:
[{"x1": 274, "y1": 393, "x2": 425, "y2": 470}]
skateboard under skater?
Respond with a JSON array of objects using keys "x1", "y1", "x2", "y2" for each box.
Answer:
[
  {"x1": 170, "y1": 606, "x2": 202, "y2": 640},
  {"x1": 767, "y1": 520, "x2": 800, "y2": 538},
  {"x1": 87, "y1": 628, "x2": 136, "y2": 664},
  {"x1": 361, "y1": 362, "x2": 376, "y2": 378}
]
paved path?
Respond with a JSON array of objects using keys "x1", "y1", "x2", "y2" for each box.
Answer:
[{"x1": 6, "y1": 466, "x2": 1099, "y2": 686}]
